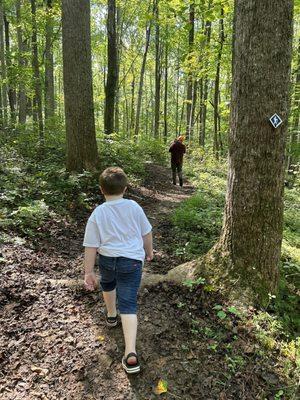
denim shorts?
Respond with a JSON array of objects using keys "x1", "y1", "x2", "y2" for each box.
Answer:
[{"x1": 99, "y1": 255, "x2": 143, "y2": 314}]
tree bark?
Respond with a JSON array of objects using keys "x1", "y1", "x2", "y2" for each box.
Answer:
[
  {"x1": 211, "y1": 0, "x2": 294, "y2": 304},
  {"x1": 199, "y1": 3, "x2": 212, "y2": 147},
  {"x1": 134, "y1": 13, "x2": 152, "y2": 138},
  {"x1": 154, "y1": 0, "x2": 161, "y2": 138},
  {"x1": 213, "y1": 9, "x2": 225, "y2": 160},
  {"x1": 44, "y1": 0, "x2": 55, "y2": 120},
  {"x1": 114, "y1": 5, "x2": 121, "y2": 134},
  {"x1": 130, "y1": 72, "x2": 135, "y2": 134},
  {"x1": 31, "y1": 0, "x2": 44, "y2": 140},
  {"x1": 163, "y1": 40, "x2": 168, "y2": 143},
  {"x1": 0, "y1": 1, "x2": 7, "y2": 126},
  {"x1": 104, "y1": 0, "x2": 118, "y2": 134},
  {"x1": 4, "y1": 14, "x2": 16, "y2": 123},
  {"x1": 175, "y1": 50, "x2": 180, "y2": 136},
  {"x1": 62, "y1": 0, "x2": 100, "y2": 172},
  {"x1": 16, "y1": 0, "x2": 27, "y2": 124},
  {"x1": 186, "y1": 1, "x2": 195, "y2": 141},
  {"x1": 143, "y1": 0, "x2": 294, "y2": 308}
]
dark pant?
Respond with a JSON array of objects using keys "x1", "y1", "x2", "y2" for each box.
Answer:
[
  {"x1": 99, "y1": 255, "x2": 143, "y2": 314},
  {"x1": 171, "y1": 162, "x2": 183, "y2": 186}
]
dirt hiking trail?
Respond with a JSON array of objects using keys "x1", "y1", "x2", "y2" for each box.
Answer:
[{"x1": 0, "y1": 164, "x2": 288, "y2": 399}]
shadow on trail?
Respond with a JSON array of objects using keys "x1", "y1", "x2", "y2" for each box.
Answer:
[
  {"x1": 77, "y1": 281, "x2": 285, "y2": 400},
  {"x1": 0, "y1": 163, "x2": 291, "y2": 400}
]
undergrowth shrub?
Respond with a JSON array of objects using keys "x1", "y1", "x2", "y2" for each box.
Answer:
[
  {"x1": 0, "y1": 128, "x2": 169, "y2": 242},
  {"x1": 171, "y1": 148, "x2": 300, "y2": 337},
  {"x1": 172, "y1": 152, "x2": 227, "y2": 257},
  {"x1": 1, "y1": 200, "x2": 50, "y2": 237}
]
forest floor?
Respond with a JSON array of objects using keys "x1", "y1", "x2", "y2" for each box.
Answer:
[{"x1": 0, "y1": 164, "x2": 298, "y2": 400}]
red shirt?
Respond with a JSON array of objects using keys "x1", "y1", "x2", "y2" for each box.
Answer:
[{"x1": 169, "y1": 141, "x2": 186, "y2": 164}]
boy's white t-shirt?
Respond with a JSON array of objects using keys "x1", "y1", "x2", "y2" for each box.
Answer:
[{"x1": 83, "y1": 198, "x2": 152, "y2": 262}]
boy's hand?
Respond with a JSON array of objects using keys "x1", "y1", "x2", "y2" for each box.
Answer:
[
  {"x1": 146, "y1": 252, "x2": 154, "y2": 262},
  {"x1": 84, "y1": 272, "x2": 97, "y2": 291}
]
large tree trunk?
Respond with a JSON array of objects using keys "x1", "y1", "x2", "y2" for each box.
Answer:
[
  {"x1": 31, "y1": 0, "x2": 44, "y2": 140},
  {"x1": 44, "y1": 0, "x2": 55, "y2": 121},
  {"x1": 62, "y1": 0, "x2": 100, "y2": 172},
  {"x1": 104, "y1": 0, "x2": 118, "y2": 135},
  {"x1": 213, "y1": 10, "x2": 224, "y2": 160},
  {"x1": 16, "y1": 0, "x2": 27, "y2": 124},
  {"x1": 186, "y1": 1, "x2": 195, "y2": 141},
  {"x1": 210, "y1": 0, "x2": 293, "y2": 304},
  {"x1": 143, "y1": 0, "x2": 294, "y2": 307},
  {"x1": 154, "y1": 0, "x2": 161, "y2": 138},
  {"x1": 134, "y1": 15, "x2": 151, "y2": 138},
  {"x1": 0, "y1": 1, "x2": 7, "y2": 126}
]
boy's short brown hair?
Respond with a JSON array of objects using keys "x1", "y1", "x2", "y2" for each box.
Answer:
[{"x1": 99, "y1": 167, "x2": 128, "y2": 195}]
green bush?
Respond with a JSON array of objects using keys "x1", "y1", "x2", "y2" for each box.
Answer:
[
  {"x1": 1, "y1": 200, "x2": 50, "y2": 237},
  {"x1": 171, "y1": 151, "x2": 300, "y2": 336},
  {"x1": 172, "y1": 181, "x2": 226, "y2": 257},
  {"x1": 0, "y1": 129, "x2": 170, "y2": 241},
  {"x1": 98, "y1": 133, "x2": 168, "y2": 179}
]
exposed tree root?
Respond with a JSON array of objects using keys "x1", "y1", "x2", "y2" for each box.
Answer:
[{"x1": 45, "y1": 246, "x2": 253, "y2": 305}]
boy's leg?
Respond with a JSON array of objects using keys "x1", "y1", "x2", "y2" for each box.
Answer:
[
  {"x1": 103, "y1": 289, "x2": 117, "y2": 317},
  {"x1": 116, "y1": 258, "x2": 143, "y2": 365},
  {"x1": 99, "y1": 255, "x2": 117, "y2": 317},
  {"x1": 121, "y1": 315, "x2": 138, "y2": 364}
]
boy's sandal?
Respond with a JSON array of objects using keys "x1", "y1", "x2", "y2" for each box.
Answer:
[
  {"x1": 106, "y1": 315, "x2": 118, "y2": 327},
  {"x1": 122, "y1": 353, "x2": 140, "y2": 374}
]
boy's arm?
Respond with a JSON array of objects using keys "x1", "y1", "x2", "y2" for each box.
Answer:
[
  {"x1": 84, "y1": 247, "x2": 98, "y2": 290},
  {"x1": 84, "y1": 247, "x2": 97, "y2": 274},
  {"x1": 83, "y1": 212, "x2": 101, "y2": 291},
  {"x1": 143, "y1": 231, "x2": 153, "y2": 261}
]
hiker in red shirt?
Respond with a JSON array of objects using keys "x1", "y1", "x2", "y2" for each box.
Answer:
[{"x1": 169, "y1": 135, "x2": 186, "y2": 187}]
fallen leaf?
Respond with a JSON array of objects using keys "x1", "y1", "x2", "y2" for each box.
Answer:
[
  {"x1": 97, "y1": 335, "x2": 105, "y2": 342},
  {"x1": 154, "y1": 379, "x2": 168, "y2": 395},
  {"x1": 31, "y1": 365, "x2": 48, "y2": 376}
]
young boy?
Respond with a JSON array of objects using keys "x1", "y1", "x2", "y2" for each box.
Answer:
[{"x1": 83, "y1": 167, "x2": 153, "y2": 374}]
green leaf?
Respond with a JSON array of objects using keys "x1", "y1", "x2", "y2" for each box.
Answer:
[
  {"x1": 217, "y1": 311, "x2": 227, "y2": 320},
  {"x1": 228, "y1": 306, "x2": 240, "y2": 315},
  {"x1": 213, "y1": 304, "x2": 223, "y2": 310}
]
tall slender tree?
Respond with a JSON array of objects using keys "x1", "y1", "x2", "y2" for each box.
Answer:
[
  {"x1": 104, "y1": 0, "x2": 118, "y2": 134},
  {"x1": 186, "y1": 1, "x2": 195, "y2": 141},
  {"x1": 4, "y1": 14, "x2": 16, "y2": 122},
  {"x1": 0, "y1": 0, "x2": 7, "y2": 126},
  {"x1": 154, "y1": 0, "x2": 161, "y2": 138},
  {"x1": 114, "y1": 5, "x2": 121, "y2": 133},
  {"x1": 31, "y1": 0, "x2": 44, "y2": 139},
  {"x1": 44, "y1": 0, "x2": 55, "y2": 120},
  {"x1": 163, "y1": 39, "x2": 168, "y2": 142},
  {"x1": 62, "y1": 0, "x2": 100, "y2": 171},
  {"x1": 16, "y1": 0, "x2": 27, "y2": 124},
  {"x1": 134, "y1": 7, "x2": 152, "y2": 138},
  {"x1": 213, "y1": 8, "x2": 225, "y2": 159},
  {"x1": 199, "y1": 0, "x2": 212, "y2": 146}
]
